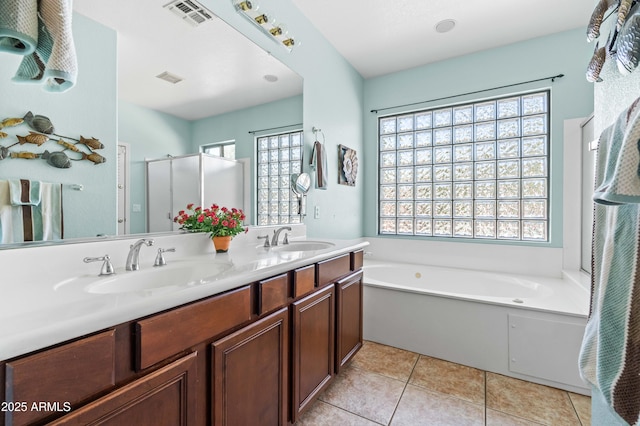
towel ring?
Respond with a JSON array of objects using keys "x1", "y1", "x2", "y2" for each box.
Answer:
[{"x1": 312, "y1": 126, "x2": 325, "y2": 143}]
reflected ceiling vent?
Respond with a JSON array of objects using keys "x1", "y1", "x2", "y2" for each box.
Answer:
[
  {"x1": 163, "y1": 0, "x2": 215, "y2": 27},
  {"x1": 156, "y1": 71, "x2": 184, "y2": 84}
]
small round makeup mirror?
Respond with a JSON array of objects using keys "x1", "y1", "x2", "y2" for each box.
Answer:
[
  {"x1": 291, "y1": 173, "x2": 311, "y2": 216},
  {"x1": 294, "y1": 173, "x2": 311, "y2": 194}
]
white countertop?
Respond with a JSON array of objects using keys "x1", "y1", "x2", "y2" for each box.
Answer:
[{"x1": 0, "y1": 232, "x2": 367, "y2": 361}]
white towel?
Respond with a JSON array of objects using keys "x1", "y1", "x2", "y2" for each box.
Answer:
[
  {"x1": 11, "y1": 0, "x2": 78, "y2": 92},
  {"x1": 0, "y1": 180, "x2": 63, "y2": 243},
  {"x1": 0, "y1": 0, "x2": 38, "y2": 54},
  {"x1": 0, "y1": 180, "x2": 15, "y2": 243},
  {"x1": 40, "y1": 182, "x2": 63, "y2": 240}
]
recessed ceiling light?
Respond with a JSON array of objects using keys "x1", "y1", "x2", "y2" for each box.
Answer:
[
  {"x1": 264, "y1": 74, "x2": 278, "y2": 83},
  {"x1": 435, "y1": 19, "x2": 456, "y2": 33}
]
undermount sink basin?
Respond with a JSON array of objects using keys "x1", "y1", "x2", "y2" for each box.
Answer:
[
  {"x1": 86, "y1": 261, "x2": 233, "y2": 294},
  {"x1": 55, "y1": 259, "x2": 233, "y2": 295},
  {"x1": 274, "y1": 241, "x2": 335, "y2": 252}
]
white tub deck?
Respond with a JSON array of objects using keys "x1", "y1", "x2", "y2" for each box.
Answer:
[{"x1": 362, "y1": 259, "x2": 591, "y2": 395}]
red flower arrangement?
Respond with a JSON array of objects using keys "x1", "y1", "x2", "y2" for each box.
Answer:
[{"x1": 173, "y1": 203, "x2": 248, "y2": 238}]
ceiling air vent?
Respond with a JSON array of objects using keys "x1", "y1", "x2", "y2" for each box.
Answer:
[
  {"x1": 163, "y1": 0, "x2": 215, "y2": 27},
  {"x1": 156, "y1": 71, "x2": 184, "y2": 84}
]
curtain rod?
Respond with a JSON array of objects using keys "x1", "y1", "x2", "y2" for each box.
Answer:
[
  {"x1": 370, "y1": 73, "x2": 565, "y2": 114},
  {"x1": 248, "y1": 123, "x2": 303, "y2": 134}
]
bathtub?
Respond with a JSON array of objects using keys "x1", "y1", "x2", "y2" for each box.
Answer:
[{"x1": 362, "y1": 260, "x2": 591, "y2": 394}]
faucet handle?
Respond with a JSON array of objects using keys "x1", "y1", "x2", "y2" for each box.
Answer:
[
  {"x1": 283, "y1": 233, "x2": 289, "y2": 245},
  {"x1": 84, "y1": 255, "x2": 115, "y2": 276},
  {"x1": 257, "y1": 235, "x2": 271, "y2": 248},
  {"x1": 154, "y1": 248, "x2": 176, "y2": 267}
]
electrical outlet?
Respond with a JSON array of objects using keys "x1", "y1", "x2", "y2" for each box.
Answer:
[{"x1": 314, "y1": 206, "x2": 320, "y2": 219}]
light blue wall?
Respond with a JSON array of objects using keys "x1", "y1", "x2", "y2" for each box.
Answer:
[
  {"x1": 118, "y1": 100, "x2": 192, "y2": 234},
  {"x1": 119, "y1": 96, "x2": 303, "y2": 231},
  {"x1": 202, "y1": 0, "x2": 365, "y2": 239},
  {"x1": 0, "y1": 14, "x2": 117, "y2": 239},
  {"x1": 363, "y1": 28, "x2": 594, "y2": 246},
  {"x1": 191, "y1": 95, "x2": 303, "y2": 224}
]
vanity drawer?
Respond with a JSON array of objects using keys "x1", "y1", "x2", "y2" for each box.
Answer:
[
  {"x1": 5, "y1": 329, "x2": 116, "y2": 426},
  {"x1": 293, "y1": 265, "x2": 315, "y2": 298},
  {"x1": 317, "y1": 254, "x2": 351, "y2": 287},
  {"x1": 135, "y1": 285, "x2": 251, "y2": 370},
  {"x1": 351, "y1": 250, "x2": 364, "y2": 271},
  {"x1": 258, "y1": 273, "x2": 290, "y2": 316}
]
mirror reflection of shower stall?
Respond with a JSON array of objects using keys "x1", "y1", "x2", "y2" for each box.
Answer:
[{"x1": 146, "y1": 153, "x2": 244, "y2": 232}]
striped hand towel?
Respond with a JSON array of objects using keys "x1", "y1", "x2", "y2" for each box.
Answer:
[
  {"x1": 579, "y1": 97, "x2": 640, "y2": 425},
  {"x1": 0, "y1": 180, "x2": 63, "y2": 243}
]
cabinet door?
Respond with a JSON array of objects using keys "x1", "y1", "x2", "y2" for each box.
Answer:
[
  {"x1": 211, "y1": 308, "x2": 289, "y2": 426},
  {"x1": 5, "y1": 330, "x2": 116, "y2": 426},
  {"x1": 48, "y1": 352, "x2": 197, "y2": 425},
  {"x1": 291, "y1": 285, "x2": 335, "y2": 422},
  {"x1": 335, "y1": 271, "x2": 363, "y2": 373}
]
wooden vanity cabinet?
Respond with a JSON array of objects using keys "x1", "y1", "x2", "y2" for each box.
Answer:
[
  {"x1": 257, "y1": 274, "x2": 290, "y2": 316},
  {"x1": 335, "y1": 271, "x2": 364, "y2": 374},
  {"x1": 292, "y1": 265, "x2": 315, "y2": 299},
  {"x1": 4, "y1": 330, "x2": 116, "y2": 426},
  {"x1": 291, "y1": 284, "x2": 335, "y2": 422},
  {"x1": 135, "y1": 285, "x2": 252, "y2": 371},
  {"x1": 2, "y1": 249, "x2": 365, "y2": 425},
  {"x1": 211, "y1": 308, "x2": 289, "y2": 426},
  {"x1": 48, "y1": 352, "x2": 198, "y2": 426}
]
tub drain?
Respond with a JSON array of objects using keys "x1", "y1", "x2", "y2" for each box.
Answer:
[{"x1": 512, "y1": 298, "x2": 524, "y2": 304}]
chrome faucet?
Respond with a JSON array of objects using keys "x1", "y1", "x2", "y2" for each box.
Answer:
[
  {"x1": 271, "y1": 226, "x2": 292, "y2": 246},
  {"x1": 126, "y1": 238, "x2": 154, "y2": 271}
]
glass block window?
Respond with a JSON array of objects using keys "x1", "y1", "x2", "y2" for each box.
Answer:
[
  {"x1": 256, "y1": 130, "x2": 303, "y2": 226},
  {"x1": 378, "y1": 91, "x2": 550, "y2": 241}
]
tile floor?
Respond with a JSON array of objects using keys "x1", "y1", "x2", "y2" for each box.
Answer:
[{"x1": 298, "y1": 341, "x2": 591, "y2": 426}]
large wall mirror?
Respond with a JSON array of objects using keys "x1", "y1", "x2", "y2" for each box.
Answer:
[{"x1": 0, "y1": 0, "x2": 303, "y2": 248}]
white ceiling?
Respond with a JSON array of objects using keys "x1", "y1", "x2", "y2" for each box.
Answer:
[
  {"x1": 74, "y1": 0, "x2": 594, "y2": 120},
  {"x1": 292, "y1": 0, "x2": 594, "y2": 79},
  {"x1": 73, "y1": 0, "x2": 303, "y2": 121}
]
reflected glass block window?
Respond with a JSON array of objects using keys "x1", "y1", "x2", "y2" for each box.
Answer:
[
  {"x1": 257, "y1": 131, "x2": 303, "y2": 226},
  {"x1": 202, "y1": 141, "x2": 236, "y2": 159},
  {"x1": 378, "y1": 91, "x2": 549, "y2": 241}
]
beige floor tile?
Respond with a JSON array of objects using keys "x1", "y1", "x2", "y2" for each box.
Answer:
[
  {"x1": 320, "y1": 364, "x2": 405, "y2": 425},
  {"x1": 409, "y1": 355, "x2": 485, "y2": 405},
  {"x1": 350, "y1": 340, "x2": 419, "y2": 382},
  {"x1": 297, "y1": 400, "x2": 379, "y2": 426},
  {"x1": 486, "y1": 373, "x2": 581, "y2": 426},
  {"x1": 568, "y1": 392, "x2": 591, "y2": 426},
  {"x1": 390, "y1": 384, "x2": 484, "y2": 426},
  {"x1": 486, "y1": 408, "x2": 545, "y2": 425}
]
